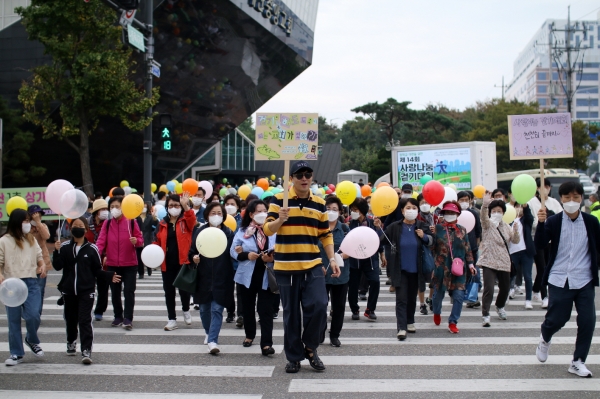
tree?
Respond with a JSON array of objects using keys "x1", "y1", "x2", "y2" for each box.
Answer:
[
  {"x1": 0, "y1": 97, "x2": 46, "y2": 184},
  {"x1": 16, "y1": 0, "x2": 159, "y2": 196},
  {"x1": 237, "y1": 117, "x2": 255, "y2": 142},
  {"x1": 351, "y1": 98, "x2": 414, "y2": 145}
]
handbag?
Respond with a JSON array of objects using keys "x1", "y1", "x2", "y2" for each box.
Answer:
[
  {"x1": 465, "y1": 277, "x2": 479, "y2": 302},
  {"x1": 497, "y1": 227, "x2": 517, "y2": 278},
  {"x1": 445, "y1": 227, "x2": 464, "y2": 276},
  {"x1": 265, "y1": 264, "x2": 280, "y2": 295},
  {"x1": 422, "y1": 247, "x2": 435, "y2": 275},
  {"x1": 173, "y1": 263, "x2": 198, "y2": 293}
]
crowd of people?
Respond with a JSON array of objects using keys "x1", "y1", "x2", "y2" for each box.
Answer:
[{"x1": 0, "y1": 163, "x2": 597, "y2": 378}]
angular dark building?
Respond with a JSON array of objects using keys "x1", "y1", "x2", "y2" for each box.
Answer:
[{"x1": 0, "y1": 0, "x2": 320, "y2": 191}]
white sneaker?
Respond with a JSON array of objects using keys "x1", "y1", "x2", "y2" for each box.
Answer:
[
  {"x1": 542, "y1": 297, "x2": 549, "y2": 309},
  {"x1": 525, "y1": 300, "x2": 533, "y2": 310},
  {"x1": 508, "y1": 288, "x2": 515, "y2": 299},
  {"x1": 407, "y1": 324, "x2": 416, "y2": 333},
  {"x1": 532, "y1": 292, "x2": 542, "y2": 302},
  {"x1": 482, "y1": 316, "x2": 491, "y2": 327},
  {"x1": 515, "y1": 286, "x2": 523, "y2": 295},
  {"x1": 495, "y1": 306, "x2": 507, "y2": 320},
  {"x1": 164, "y1": 320, "x2": 178, "y2": 331},
  {"x1": 397, "y1": 330, "x2": 407, "y2": 341},
  {"x1": 4, "y1": 355, "x2": 23, "y2": 366},
  {"x1": 536, "y1": 334, "x2": 551, "y2": 362},
  {"x1": 203, "y1": 336, "x2": 208, "y2": 345},
  {"x1": 183, "y1": 311, "x2": 192, "y2": 325},
  {"x1": 568, "y1": 359, "x2": 593, "y2": 378},
  {"x1": 208, "y1": 342, "x2": 220, "y2": 354}
]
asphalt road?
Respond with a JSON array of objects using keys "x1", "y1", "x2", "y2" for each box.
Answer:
[{"x1": 1, "y1": 269, "x2": 599, "y2": 398}]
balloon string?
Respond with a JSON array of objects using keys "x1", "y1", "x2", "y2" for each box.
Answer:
[
  {"x1": 379, "y1": 226, "x2": 393, "y2": 246},
  {"x1": 57, "y1": 215, "x2": 62, "y2": 242}
]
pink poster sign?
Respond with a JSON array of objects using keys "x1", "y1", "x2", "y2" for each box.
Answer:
[{"x1": 507, "y1": 113, "x2": 573, "y2": 160}]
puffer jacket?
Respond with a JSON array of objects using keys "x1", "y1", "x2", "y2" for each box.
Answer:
[{"x1": 95, "y1": 216, "x2": 144, "y2": 267}]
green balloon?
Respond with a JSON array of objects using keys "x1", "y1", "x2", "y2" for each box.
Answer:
[
  {"x1": 419, "y1": 174, "x2": 433, "y2": 185},
  {"x1": 219, "y1": 188, "x2": 228, "y2": 197},
  {"x1": 511, "y1": 174, "x2": 537, "y2": 204},
  {"x1": 222, "y1": 178, "x2": 228, "y2": 183},
  {"x1": 261, "y1": 191, "x2": 274, "y2": 200}
]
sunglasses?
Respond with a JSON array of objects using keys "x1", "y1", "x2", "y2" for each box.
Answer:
[{"x1": 293, "y1": 172, "x2": 313, "y2": 180}]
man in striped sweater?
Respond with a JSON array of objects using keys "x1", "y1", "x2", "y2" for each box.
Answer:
[{"x1": 264, "y1": 161, "x2": 340, "y2": 374}]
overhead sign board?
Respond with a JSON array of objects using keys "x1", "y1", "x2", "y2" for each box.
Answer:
[
  {"x1": 508, "y1": 112, "x2": 573, "y2": 160},
  {"x1": 127, "y1": 24, "x2": 145, "y2": 52}
]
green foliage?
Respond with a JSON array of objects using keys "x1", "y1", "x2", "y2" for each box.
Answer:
[
  {"x1": 0, "y1": 97, "x2": 46, "y2": 183},
  {"x1": 237, "y1": 117, "x2": 255, "y2": 141},
  {"x1": 351, "y1": 98, "x2": 414, "y2": 142}
]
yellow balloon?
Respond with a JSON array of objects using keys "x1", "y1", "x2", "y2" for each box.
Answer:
[
  {"x1": 503, "y1": 204, "x2": 517, "y2": 224},
  {"x1": 224, "y1": 214, "x2": 237, "y2": 231},
  {"x1": 271, "y1": 174, "x2": 276, "y2": 180},
  {"x1": 473, "y1": 185, "x2": 486, "y2": 199},
  {"x1": 171, "y1": 179, "x2": 179, "y2": 185},
  {"x1": 120, "y1": 180, "x2": 129, "y2": 188},
  {"x1": 175, "y1": 182, "x2": 183, "y2": 194},
  {"x1": 151, "y1": 183, "x2": 157, "y2": 193},
  {"x1": 159, "y1": 184, "x2": 169, "y2": 193},
  {"x1": 336, "y1": 180, "x2": 357, "y2": 205},
  {"x1": 6, "y1": 196, "x2": 28, "y2": 215},
  {"x1": 412, "y1": 191, "x2": 419, "y2": 199},
  {"x1": 238, "y1": 185, "x2": 251, "y2": 200},
  {"x1": 371, "y1": 186, "x2": 399, "y2": 217},
  {"x1": 196, "y1": 227, "x2": 227, "y2": 258},
  {"x1": 121, "y1": 194, "x2": 144, "y2": 219}
]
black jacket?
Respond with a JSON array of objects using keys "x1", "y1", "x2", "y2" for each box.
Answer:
[
  {"x1": 349, "y1": 217, "x2": 384, "y2": 269},
  {"x1": 466, "y1": 208, "x2": 482, "y2": 253},
  {"x1": 137, "y1": 215, "x2": 159, "y2": 246},
  {"x1": 534, "y1": 211, "x2": 600, "y2": 287},
  {"x1": 518, "y1": 204, "x2": 536, "y2": 257},
  {"x1": 189, "y1": 224, "x2": 235, "y2": 305},
  {"x1": 53, "y1": 239, "x2": 114, "y2": 296}
]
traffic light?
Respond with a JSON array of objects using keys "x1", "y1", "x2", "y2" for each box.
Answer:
[{"x1": 159, "y1": 114, "x2": 172, "y2": 151}]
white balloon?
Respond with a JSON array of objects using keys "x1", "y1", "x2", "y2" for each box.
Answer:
[
  {"x1": 355, "y1": 183, "x2": 362, "y2": 198},
  {"x1": 60, "y1": 189, "x2": 89, "y2": 219},
  {"x1": 141, "y1": 244, "x2": 165, "y2": 269},
  {"x1": 340, "y1": 226, "x2": 380, "y2": 259},
  {"x1": 196, "y1": 227, "x2": 227, "y2": 258},
  {"x1": 123, "y1": 186, "x2": 132, "y2": 196},
  {"x1": 457, "y1": 210, "x2": 476, "y2": 233},
  {"x1": 442, "y1": 187, "x2": 458, "y2": 206},
  {"x1": 0, "y1": 278, "x2": 28, "y2": 307},
  {"x1": 334, "y1": 252, "x2": 344, "y2": 267}
]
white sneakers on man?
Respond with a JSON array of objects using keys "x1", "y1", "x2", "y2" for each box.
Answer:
[
  {"x1": 525, "y1": 301, "x2": 533, "y2": 310},
  {"x1": 532, "y1": 292, "x2": 542, "y2": 302},
  {"x1": 569, "y1": 359, "x2": 593, "y2": 378},
  {"x1": 208, "y1": 342, "x2": 220, "y2": 354},
  {"x1": 536, "y1": 334, "x2": 551, "y2": 362},
  {"x1": 183, "y1": 311, "x2": 192, "y2": 325},
  {"x1": 204, "y1": 336, "x2": 208, "y2": 345},
  {"x1": 495, "y1": 306, "x2": 507, "y2": 320},
  {"x1": 542, "y1": 297, "x2": 549, "y2": 309},
  {"x1": 164, "y1": 320, "x2": 178, "y2": 331},
  {"x1": 508, "y1": 288, "x2": 515, "y2": 299},
  {"x1": 482, "y1": 316, "x2": 491, "y2": 327}
]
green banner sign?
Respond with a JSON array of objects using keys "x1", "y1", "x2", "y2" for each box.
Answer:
[{"x1": 0, "y1": 187, "x2": 57, "y2": 222}]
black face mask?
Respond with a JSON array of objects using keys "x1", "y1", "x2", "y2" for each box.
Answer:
[{"x1": 71, "y1": 227, "x2": 86, "y2": 239}]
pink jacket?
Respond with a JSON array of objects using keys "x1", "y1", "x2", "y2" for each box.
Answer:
[{"x1": 95, "y1": 217, "x2": 144, "y2": 267}]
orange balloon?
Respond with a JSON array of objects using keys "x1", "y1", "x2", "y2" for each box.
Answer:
[
  {"x1": 109, "y1": 187, "x2": 118, "y2": 198},
  {"x1": 473, "y1": 185, "x2": 486, "y2": 199},
  {"x1": 360, "y1": 185, "x2": 372, "y2": 197},
  {"x1": 257, "y1": 178, "x2": 269, "y2": 191},
  {"x1": 377, "y1": 182, "x2": 390, "y2": 188},
  {"x1": 182, "y1": 178, "x2": 198, "y2": 196}
]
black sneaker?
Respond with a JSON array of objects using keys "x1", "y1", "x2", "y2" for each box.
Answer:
[
  {"x1": 66, "y1": 342, "x2": 77, "y2": 356},
  {"x1": 364, "y1": 309, "x2": 377, "y2": 321},
  {"x1": 330, "y1": 337, "x2": 341, "y2": 347},
  {"x1": 81, "y1": 349, "x2": 92, "y2": 365},
  {"x1": 466, "y1": 301, "x2": 481, "y2": 308},
  {"x1": 351, "y1": 311, "x2": 360, "y2": 320},
  {"x1": 304, "y1": 348, "x2": 326, "y2": 371},
  {"x1": 194, "y1": 305, "x2": 199, "y2": 310},
  {"x1": 426, "y1": 297, "x2": 433, "y2": 311},
  {"x1": 111, "y1": 317, "x2": 124, "y2": 327},
  {"x1": 420, "y1": 304, "x2": 428, "y2": 315},
  {"x1": 285, "y1": 361, "x2": 301, "y2": 373},
  {"x1": 236, "y1": 316, "x2": 244, "y2": 328},
  {"x1": 226, "y1": 312, "x2": 235, "y2": 323},
  {"x1": 122, "y1": 318, "x2": 133, "y2": 330},
  {"x1": 385, "y1": 278, "x2": 392, "y2": 285},
  {"x1": 25, "y1": 338, "x2": 44, "y2": 357}
]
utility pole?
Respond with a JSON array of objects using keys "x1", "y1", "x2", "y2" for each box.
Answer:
[{"x1": 494, "y1": 76, "x2": 508, "y2": 100}]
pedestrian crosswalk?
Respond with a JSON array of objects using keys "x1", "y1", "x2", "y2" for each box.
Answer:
[{"x1": 0, "y1": 271, "x2": 598, "y2": 397}]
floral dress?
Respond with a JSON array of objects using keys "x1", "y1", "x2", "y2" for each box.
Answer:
[{"x1": 431, "y1": 223, "x2": 474, "y2": 292}]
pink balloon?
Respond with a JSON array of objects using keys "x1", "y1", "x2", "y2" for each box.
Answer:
[
  {"x1": 457, "y1": 210, "x2": 475, "y2": 233},
  {"x1": 340, "y1": 226, "x2": 380, "y2": 259},
  {"x1": 46, "y1": 179, "x2": 74, "y2": 215},
  {"x1": 199, "y1": 180, "x2": 213, "y2": 199}
]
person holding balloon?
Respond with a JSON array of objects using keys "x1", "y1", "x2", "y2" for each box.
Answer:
[
  {"x1": 154, "y1": 193, "x2": 196, "y2": 331},
  {"x1": 507, "y1": 202, "x2": 536, "y2": 309},
  {"x1": 416, "y1": 194, "x2": 440, "y2": 313},
  {"x1": 87, "y1": 199, "x2": 110, "y2": 321},
  {"x1": 0, "y1": 209, "x2": 46, "y2": 366},
  {"x1": 477, "y1": 192, "x2": 520, "y2": 327},
  {"x1": 52, "y1": 217, "x2": 121, "y2": 364},
  {"x1": 190, "y1": 202, "x2": 235, "y2": 354},
  {"x1": 95, "y1": 196, "x2": 144, "y2": 330},
  {"x1": 457, "y1": 192, "x2": 482, "y2": 309},
  {"x1": 137, "y1": 201, "x2": 159, "y2": 278},
  {"x1": 27, "y1": 205, "x2": 52, "y2": 317}
]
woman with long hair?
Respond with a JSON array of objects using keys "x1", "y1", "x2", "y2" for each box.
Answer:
[{"x1": 0, "y1": 209, "x2": 46, "y2": 365}]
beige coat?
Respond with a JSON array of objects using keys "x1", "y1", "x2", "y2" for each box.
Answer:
[
  {"x1": 0, "y1": 234, "x2": 44, "y2": 279},
  {"x1": 32, "y1": 222, "x2": 52, "y2": 271},
  {"x1": 476, "y1": 203, "x2": 520, "y2": 272}
]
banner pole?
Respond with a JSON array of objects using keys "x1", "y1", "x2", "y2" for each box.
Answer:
[
  {"x1": 283, "y1": 160, "x2": 290, "y2": 208},
  {"x1": 540, "y1": 158, "x2": 546, "y2": 209}
]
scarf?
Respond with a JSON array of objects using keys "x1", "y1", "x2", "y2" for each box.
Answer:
[
  {"x1": 442, "y1": 221, "x2": 459, "y2": 231},
  {"x1": 244, "y1": 221, "x2": 266, "y2": 251}
]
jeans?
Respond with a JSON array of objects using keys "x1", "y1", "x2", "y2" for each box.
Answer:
[
  {"x1": 542, "y1": 280, "x2": 596, "y2": 362},
  {"x1": 107, "y1": 266, "x2": 137, "y2": 320},
  {"x1": 37, "y1": 274, "x2": 46, "y2": 316},
  {"x1": 510, "y1": 250, "x2": 534, "y2": 300},
  {"x1": 348, "y1": 263, "x2": 380, "y2": 313},
  {"x1": 6, "y1": 278, "x2": 41, "y2": 357},
  {"x1": 432, "y1": 286, "x2": 465, "y2": 325},
  {"x1": 199, "y1": 301, "x2": 224, "y2": 344},
  {"x1": 395, "y1": 271, "x2": 418, "y2": 331},
  {"x1": 325, "y1": 283, "x2": 349, "y2": 339},
  {"x1": 481, "y1": 267, "x2": 510, "y2": 316},
  {"x1": 161, "y1": 263, "x2": 190, "y2": 320}
]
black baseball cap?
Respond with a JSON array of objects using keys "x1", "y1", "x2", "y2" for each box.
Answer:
[
  {"x1": 27, "y1": 205, "x2": 45, "y2": 216},
  {"x1": 401, "y1": 183, "x2": 413, "y2": 193},
  {"x1": 535, "y1": 177, "x2": 551, "y2": 188},
  {"x1": 290, "y1": 161, "x2": 313, "y2": 175}
]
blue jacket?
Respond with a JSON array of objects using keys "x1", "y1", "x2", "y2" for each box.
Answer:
[
  {"x1": 319, "y1": 221, "x2": 350, "y2": 285},
  {"x1": 194, "y1": 207, "x2": 206, "y2": 224},
  {"x1": 349, "y1": 217, "x2": 383, "y2": 270},
  {"x1": 534, "y1": 211, "x2": 600, "y2": 287},
  {"x1": 230, "y1": 228, "x2": 276, "y2": 290}
]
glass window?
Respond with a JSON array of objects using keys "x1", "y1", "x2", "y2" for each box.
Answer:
[
  {"x1": 577, "y1": 73, "x2": 598, "y2": 81},
  {"x1": 577, "y1": 86, "x2": 599, "y2": 94},
  {"x1": 537, "y1": 72, "x2": 547, "y2": 80},
  {"x1": 538, "y1": 85, "x2": 547, "y2": 94},
  {"x1": 538, "y1": 98, "x2": 547, "y2": 106},
  {"x1": 591, "y1": 36, "x2": 594, "y2": 48},
  {"x1": 235, "y1": 132, "x2": 243, "y2": 170},
  {"x1": 576, "y1": 111, "x2": 600, "y2": 118},
  {"x1": 576, "y1": 98, "x2": 599, "y2": 107}
]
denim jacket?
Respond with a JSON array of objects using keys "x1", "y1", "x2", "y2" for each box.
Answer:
[
  {"x1": 319, "y1": 221, "x2": 350, "y2": 285},
  {"x1": 230, "y1": 228, "x2": 276, "y2": 290}
]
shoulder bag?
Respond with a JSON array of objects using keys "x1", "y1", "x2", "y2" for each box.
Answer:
[
  {"x1": 445, "y1": 226, "x2": 464, "y2": 276},
  {"x1": 173, "y1": 263, "x2": 198, "y2": 293}
]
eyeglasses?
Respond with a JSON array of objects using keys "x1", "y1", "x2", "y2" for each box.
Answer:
[
  {"x1": 293, "y1": 172, "x2": 312, "y2": 180},
  {"x1": 168, "y1": 204, "x2": 181, "y2": 209}
]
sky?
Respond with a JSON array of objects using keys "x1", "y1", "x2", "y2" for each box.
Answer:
[{"x1": 256, "y1": 0, "x2": 600, "y2": 126}]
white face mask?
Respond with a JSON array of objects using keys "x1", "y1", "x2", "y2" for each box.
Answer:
[
  {"x1": 404, "y1": 209, "x2": 418, "y2": 221},
  {"x1": 327, "y1": 210, "x2": 339, "y2": 222},
  {"x1": 225, "y1": 205, "x2": 237, "y2": 215},
  {"x1": 191, "y1": 197, "x2": 203, "y2": 207},
  {"x1": 350, "y1": 211, "x2": 360, "y2": 220},
  {"x1": 253, "y1": 212, "x2": 267, "y2": 225},
  {"x1": 22, "y1": 223, "x2": 31, "y2": 234},
  {"x1": 444, "y1": 214, "x2": 457, "y2": 223},
  {"x1": 420, "y1": 204, "x2": 431, "y2": 213},
  {"x1": 99, "y1": 210, "x2": 109, "y2": 220},
  {"x1": 209, "y1": 215, "x2": 223, "y2": 227},
  {"x1": 401, "y1": 194, "x2": 412, "y2": 199},
  {"x1": 459, "y1": 202, "x2": 469, "y2": 210},
  {"x1": 142, "y1": 207, "x2": 147, "y2": 214},
  {"x1": 110, "y1": 208, "x2": 122, "y2": 219},
  {"x1": 490, "y1": 212, "x2": 503, "y2": 226},
  {"x1": 168, "y1": 208, "x2": 181, "y2": 217},
  {"x1": 563, "y1": 201, "x2": 581, "y2": 214},
  {"x1": 30, "y1": 220, "x2": 37, "y2": 227}
]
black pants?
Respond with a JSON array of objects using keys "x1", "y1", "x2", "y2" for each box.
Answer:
[
  {"x1": 226, "y1": 280, "x2": 237, "y2": 316},
  {"x1": 384, "y1": 246, "x2": 392, "y2": 278},
  {"x1": 161, "y1": 262, "x2": 191, "y2": 320},
  {"x1": 542, "y1": 280, "x2": 596, "y2": 362},
  {"x1": 395, "y1": 271, "x2": 418, "y2": 331},
  {"x1": 533, "y1": 246, "x2": 548, "y2": 299},
  {"x1": 108, "y1": 266, "x2": 137, "y2": 320},
  {"x1": 359, "y1": 273, "x2": 369, "y2": 295},
  {"x1": 348, "y1": 264, "x2": 380, "y2": 313},
  {"x1": 239, "y1": 261, "x2": 274, "y2": 348},
  {"x1": 275, "y1": 266, "x2": 328, "y2": 362},
  {"x1": 481, "y1": 267, "x2": 510, "y2": 316},
  {"x1": 64, "y1": 293, "x2": 95, "y2": 352},
  {"x1": 94, "y1": 276, "x2": 109, "y2": 315},
  {"x1": 325, "y1": 283, "x2": 348, "y2": 339}
]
